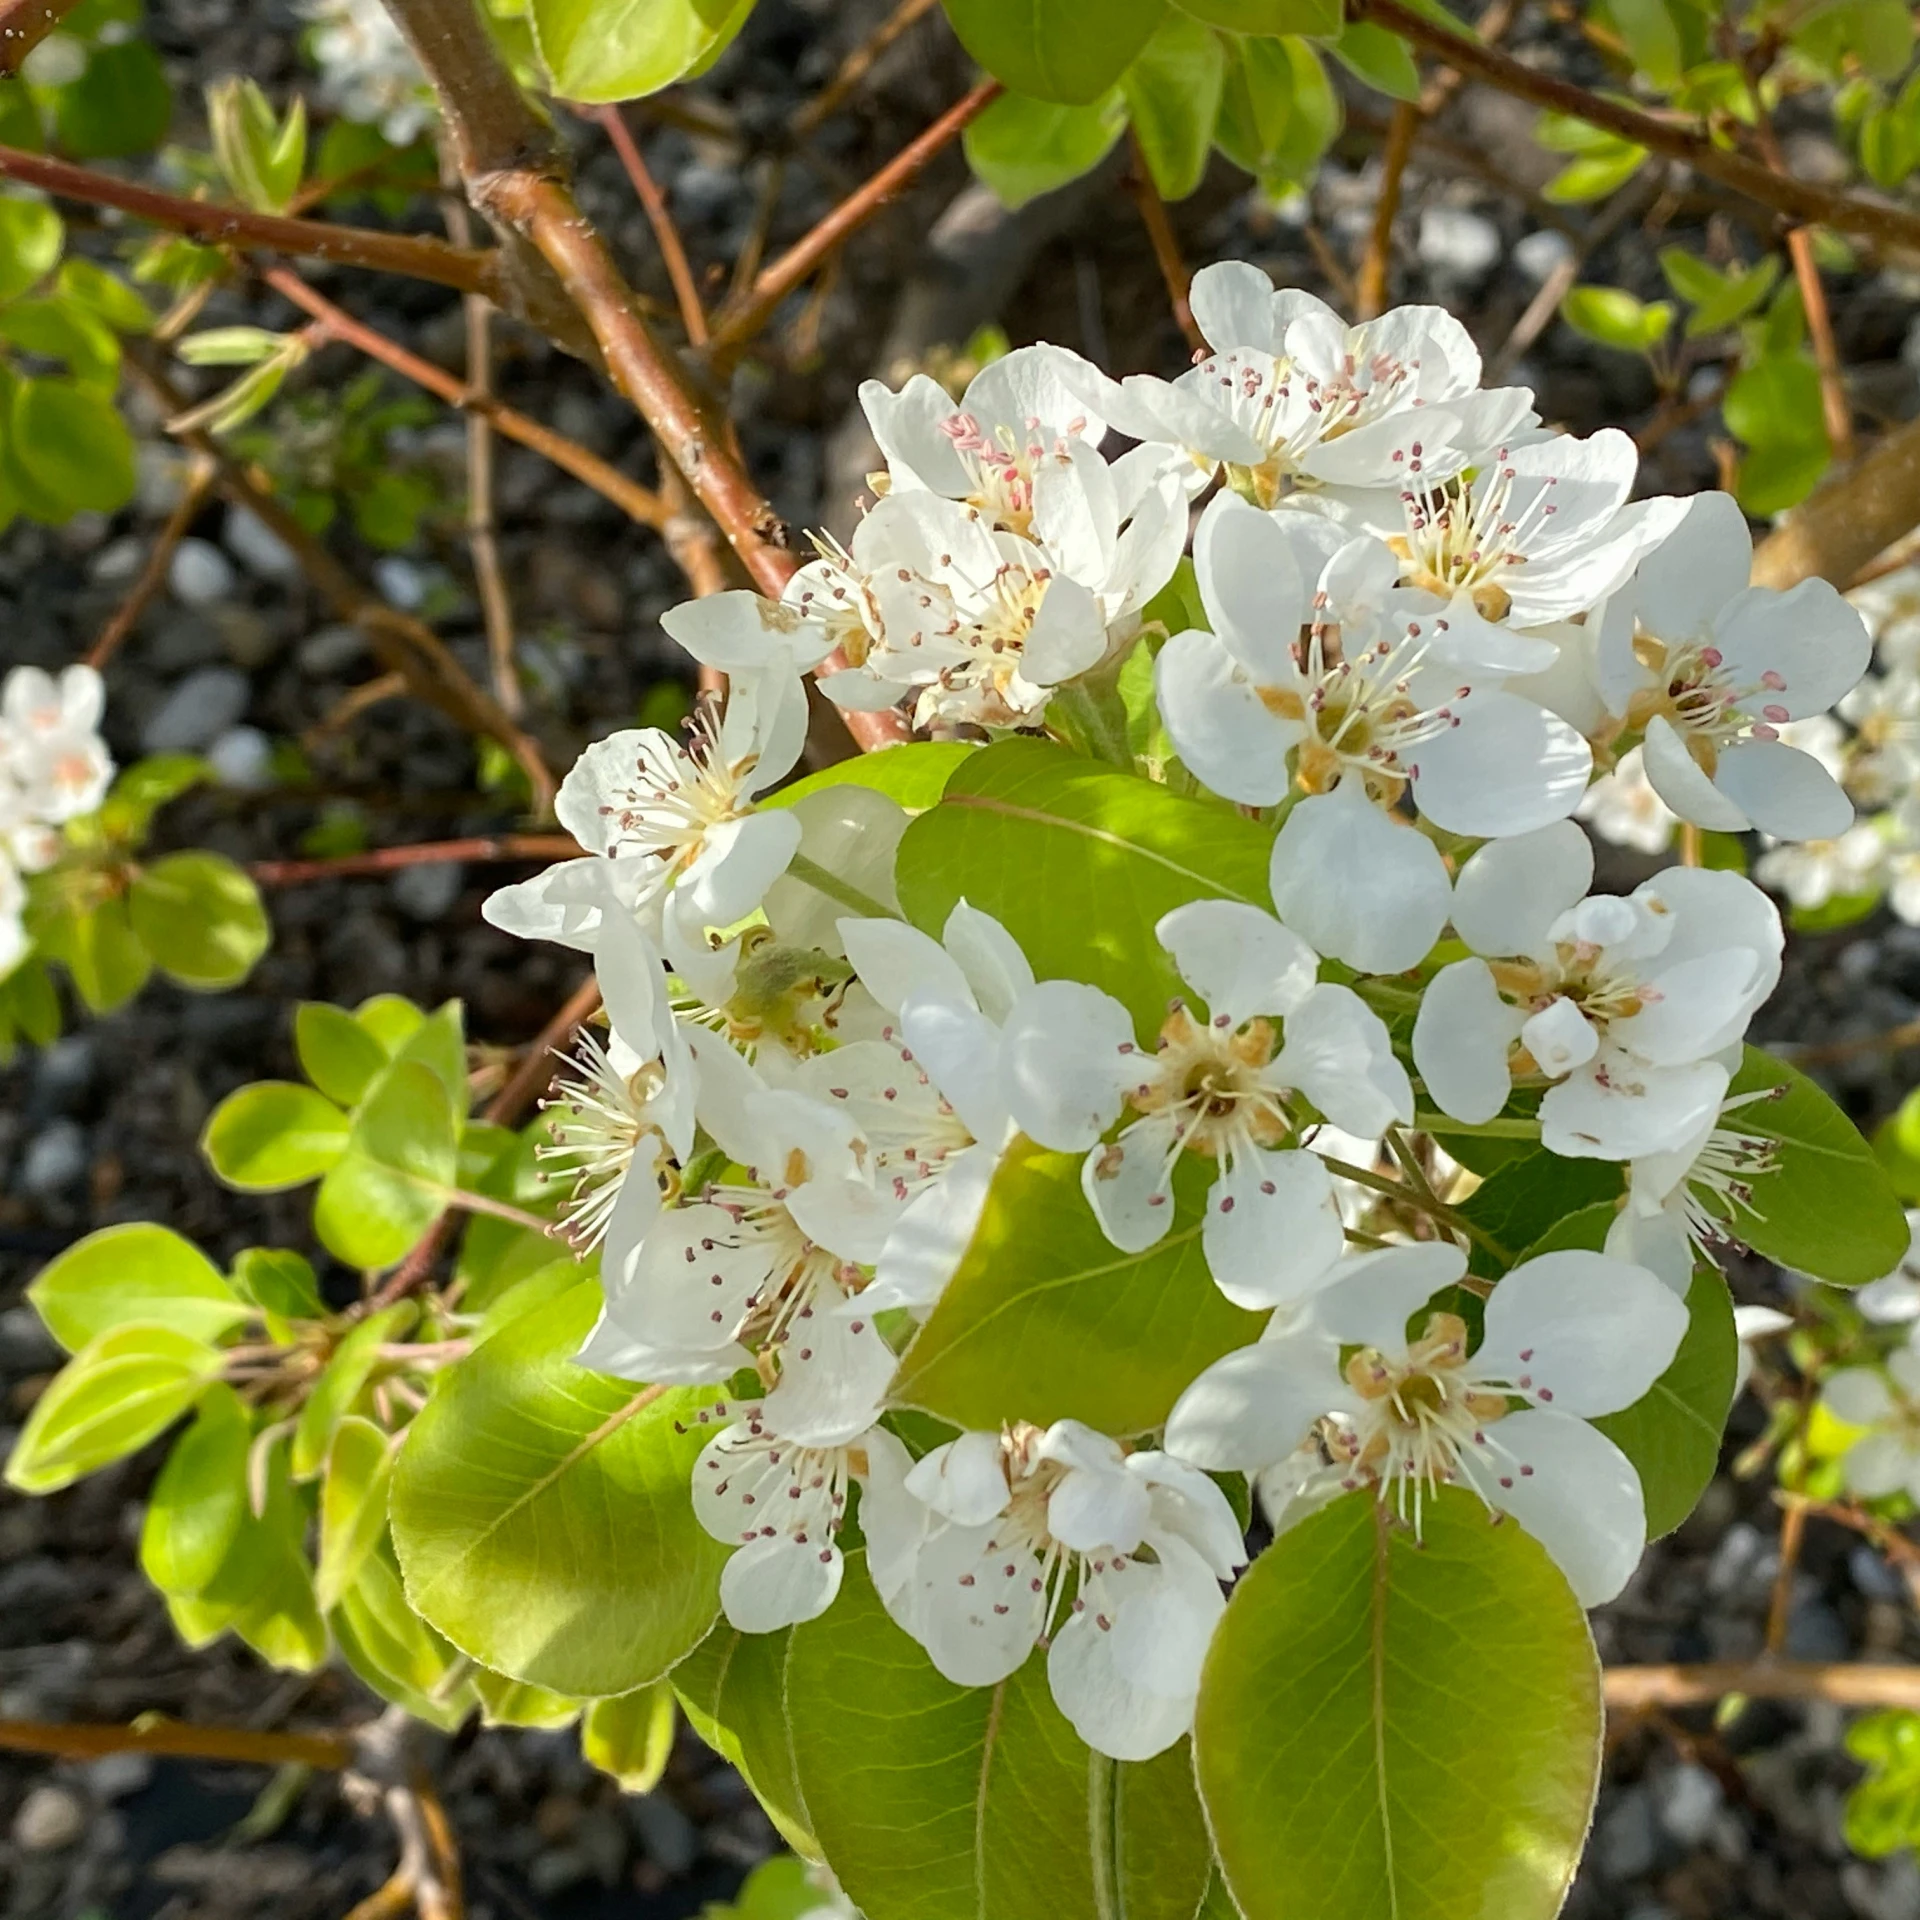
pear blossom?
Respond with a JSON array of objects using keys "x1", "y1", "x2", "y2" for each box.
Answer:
[
  {"x1": 1858, "y1": 1214, "x2": 1920, "y2": 1325},
  {"x1": 1821, "y1": 1335, "x2": 1920, "y2": 1504},
  {"x1": 1577, "y1": 747, "x2": 1678, "y2": 857},
  {"x1": 1849, "y1": 563, "x2": 1920, "y2": 673},
  {"x1": 1753, "y1": 823, "x2": 1887, "y2": 914},
  {"x1": 860, "y1": 1418, "x2": 1245, "y2": 1759},
  {"x1": 299, "y1": 0, "x2": 433, "y2": 143},
  {"x1": 1000, "y1": 899, "x2": 1411, "y2": 1306},
  {"x1": 1732, "y1": 1304, "x2": 1794, "y2": 1397},
  {"x1": 0, "y1": 664, "x2": 113, "y2": 830},
  {"x1": 1413, "y1": 820, "x2": 1783, "y2": 1159},
  {"x1": 691, "y1": 1400, "x2": 913, "y2": 1633},
  {"x1": 0, "y1": 854, "x2": 25, "y2": 983},
  {"x1": 1595, "y1": 491, "x2": 1871, "y2": 841},
  {"x1": 1836, "y1": 663, "x2": 1920, "y2": 810},
  {"x1": 1164, "y1": 1241, "x2": 1690, "y2": 1604}
]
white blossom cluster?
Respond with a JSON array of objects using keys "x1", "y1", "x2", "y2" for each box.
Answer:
[
  {"x1": 0, "y1": 666, "x2": 112, "y2": 980},
  {"x1": 485, "y1": 263, "x2": 1877, "y2": 1762},
  {"x1": 298, "y1": 0, "x2": 434, "y2": 146}
]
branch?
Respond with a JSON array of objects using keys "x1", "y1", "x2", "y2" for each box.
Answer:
[
  {"x1": 250, "y1": 835, "x2": 575, "y2": 886},
  {"x1": 0, "y1": 1716, "x2": 354, "y2": 1769},
  {"x1": 792, "y1": 0, "x2": 942, "y2": 139},
  {"x1": 594, "y1": 105, "x2": 709, "y2": 346},
  {"x1": 85, "y1": 460, "x2": 215, "y2": 669},
  {"x1": 1750, "y1": 409, "x2": 1920, "y2": 590},
  {"x1": 710, "y1": 79, "x2": 1002, "y2": 356},
  {"x1": 1346, "y1": 0, "x2": 1920, "y2": 255},
  {"x1": 1357, "y1": 102, "x2": 1420, "y2": 321},
  {"x1": 1124, "y1": 134, "x2": 1203, "y2": 352},
  {"x1": 1605, "y1": 1662, "x2": 1920, "y2": 1712},
  {"x1": 0, "y1": 0, "x2": 80, "y2": 76},
  {"x1": 0, "y1": 143, "x2": 498, "y2": 296}
]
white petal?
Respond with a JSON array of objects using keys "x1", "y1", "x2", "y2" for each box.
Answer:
[
  {"x1": 1540, "y1": 1057, "x2": 1729, "y2": 1161},
  {"x1": 592, "y1": 1200, "x2": 765, "y2": 1378},
  {"x1": 1154, "y1": 627, "x2": 1298, "y2": 807},
  {"x1": 1411, "y1": 959, "x2": 1522, "y2": 1126},
  {"x1": 864, "y1": 1140, "x2": 998, "y2": 1315},
  {"x1": 1273, "y1": 982, "x2": 1413, "y2": 1136},
  {"x1": 1045, "y1": 1462, "x2": 1153, "y2": 1555},
  {"x1": 1022, "y1": 572, "x2": 1110, "y2": 688},
  {"x1": 1615, "y1": 951, "x2": 1763, "y2": 1068},
  {"x1": 1641, "y1": 714, "x2": 1752, "y2": 832},
  {"x1": 1193, "y1": 490, "x2": 1312, "y2": 678},
  {"x1": 1458, "y1": 1410, "x2": 1646, "y2": 1605},
  {"x1": 1047, "y1": 1564, "x2": 1214, "y2": 1761},
  {"x1": 1269, "y1": 787, "x2": 1452, "y2": 974},
  {"x1": 1846, "y1": 1431, "x2": 1919, "y2": 1498},
  {"x1": 1190, "y1": 259, "x2": 1281, "y2": 354},
  {"x1": 909, "y1": 1530, "x2": 1046, "y2": 1687},
  {"x1": 1156, "y1": 898, "x2": 1320, "y2": 1024},
  {"x1": 1450, "y1": 822, "x2": 1593, "y2": 958},
  {"x1": 1627, "y1": 490, "x2": 1752, "y2": 643},
  {"x1": 660, "y1": 590, "x2": 834, "y2": 673},
  {"x1": 861, "y1": 373, "x2": 975, "y2": 495},
  {"x1": 764, "y1": 1305, "x2": 897, "y2": 1448},
  {"x1": 1316, "y1": 1241, "x2": 1468, "y2": 1346},
  {"x1": 1823, "y1": 1366, "x2": 1896, "y2": 1427},
  {"x1": 905, "y1": 1432, "x2": 1011, "y2": 1526},
  {"x1": 1711, "y1": 741, "x2": 1854, "y2": 842},
  {"x1": 1202, "y1": 1147, "x2": 1345, "y2": 1309},
  {"x1": 720, "y1": 1532, "x2": 843, "y2": 1633},
  {"x1": 1081, "y1": 1113, "x2": 1184, "y2": 1253},
  {"x1": 1478, "y1": 1250, "x2": 1691, "y2": 1416},
  {"x1": 942, "y1": 900, "x2": 1034, "y2": 1022},
  {"x1": 1000, "y1": 980, "x2": 1137, "y2": 1151},
  {"x1": 1164, "y1": 1334, "x2": 1341, "y2": 1471},
  {"x1": 839, "y1": 917, "x2": 973, "y2": 1017},
  {"x1": 1604, "y1": 1201, "x2": 1695, "y2": 1297},
  {"x1": 676, "y1": 811, "x2": 802, "y2": 933},
  {"x1": 1713, "y1": 577, "x2": 1873, "y2": 719},
  {"x1": 481, "y1": 860, "x2": 604, "y2": 950},
  {"x1": 1409, "y1": 692, "x2": 1592, "y2": 837},
  {"x1": 1519, "y1": 997, "x2": 1599, "y2": 1077}
]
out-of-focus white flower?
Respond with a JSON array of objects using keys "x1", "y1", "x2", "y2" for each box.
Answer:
[
  {"x1": 1754, "y1": 823, "x2": 1887, "y2": 913},
  {"x1": 1822, "y1": 1334, "x2": 1920, "y2": 1503},
  {"x1": 1849, "y1": 564, "x2": 1920, "y2": 673},
  {"x1": 1577, "y1": 747, "x2": 1677, "y2": 857},
  {"x1": 300, "y1": 0, "x2": 434, "y2": 145},
  {"x1": 1732, "y1": 1304, "x2": 1793, "y2": 1397},
  {"x1": 1858, "y1": 1213, "x2": 1920, "y2": 1324},
  {"x1": 0, "y1": 664, "x2": 113, "y2": 829},
  {"x1": 1838, "y1": 666, "x2": 1920, "y2": 810},
  {"x1": 0, "y1": 852, "x2": 26, "y2": 984}
]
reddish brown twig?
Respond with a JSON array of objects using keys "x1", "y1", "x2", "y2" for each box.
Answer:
[
  {"x1": 0, "y1": 143, "x2": 497, "y2": 296},
  {"x1": 1345, "y1": 0, "x2": 1920, "y2": 254},
  {"x1": 0, "y1": 0, "x2": 81, "y2": 76},
  {"x1": 250, "y1": 835, "x2": 577, "y2": 886},
  {"x1": 1124, "y1": 134, "x2": 1203, "y2": 352},
  {"x1": 85, "y1": 462, "x2": 216, "y2": 670},
  {"x1": 710, "y1": 80, "x2": 1003, "y2": 356},
  {"x1": 260, "y1": 266, "x2": 670, "y2": 531},
  {"x1": 1766, "y1": 1496, "x2": 1807, "y2": 1654},
  {"x1": 1605, "y1": 1662, "x2": 1920, "y2": 1712},
  {"x1": 0, "y1": 1716, "x2": 354, "y2": 1769},
  {"x1": 792, "y1": 0, "x2": 942, "y2": 138},
  {"x1": 595, "y1": 105, "x2": 709, "y2": 345},
  {"x1": 1357, "y1": 102, "x2": 1421, "y2": 321}
]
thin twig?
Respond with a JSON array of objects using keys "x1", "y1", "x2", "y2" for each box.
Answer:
[
  {"x1": 792, "y1": 0, "x2": 942, "y2": 138},
  {"x1": 594, "y1": 105, "x2": 709, "y2": 345},
  {"x1": 1316, "y1": 1152, "x2": 1512, "y2": 1260},
  {"x1": 250, "y1": 835, "x2": 576, "y2": 886},
  {"x1": 1782, "y1": 1016, "x2": 1920, "y2": 1065},
  {"x1": 1345, "y1": 0, "x2": 1920, "y2": 254},
  {"x1": 1357, "y1": 102, "x2": 1421, "y2": 321},
  {"x1": 1124, "y1": 134, "x2": 1203, "y2": 352},
  {"x1": 485, "y1": 973, "x2": 603, "y2": 1132},
  {"x1": 658, "y1": 467, "x2": 731, "y2": 696},
  {"x1": 0, "y1": 1717, "x2": 354, "y2": 1769},
  {"x1": 85, "y1": 462, "x2": 216, "y2": 669},
  {"x1": 0, "y1": 0, "x2": 81, "y2": 76},
  {"x1": 1766, "y1": 1496, "x2": 1807, "y2": 1654},
  {"x1": 1605, "y1": 1662, "x2": 1920, "y2": 1711}
]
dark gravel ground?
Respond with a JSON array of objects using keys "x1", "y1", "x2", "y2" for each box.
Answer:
[{"x1": 3, "y1": 0, "x2": 1920, "y2": 1914}]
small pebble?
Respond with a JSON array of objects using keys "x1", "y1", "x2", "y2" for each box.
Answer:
[
  {"x1": 208, "y1": 725, "x2": 277, "y2": 791},
  {"x1": 1595, "y1": 1786, "x2": 1659, "y2": 1880},
  {"x1": 223, "y1": 507, "x2": 300, "y2": 579},
  {"x1": 628, "y1": 1792, "x2": 698, "y2": 1875},
  {"x1": 1513, "y1": 228, "x2": 1572, "y2": 284},
  {"x1": 1852, "y1": 1544, "x2": 1908, "y2": 1603},
  {"x1": 141, "y1": 666, "x2": 251, "y2": 754},
  {"x1": 1416, "y1": 206, "x2": 1501, "y2": 279},
  {"x1": 1656, "y1": 1762, "x2": 1723, "y2": 1847},
  {"x1": 297, "y1": 624, "x2": 370, "y2": 675},
  {"x1": 12, "y1": 1784, "x2": 86, "y2": 1853},
  {"x1": 373, "y1": 556, "x2": 426, "y2": 609},
  {"x1": 390, "y1": 861, "x2": 465, "y2": 923},
  {"x1": 86, "y1": 1752, "x2": 155, "y2": 1802},
  {"x1": 168, "y1": 537, "x2": 238, "y2": 607},
  {"x1": 19, "y1": 1118, "x2": 88, "y2": 1198},
  {"x1": 89, "y1": 537, "x2": 147, "y2": 585}
]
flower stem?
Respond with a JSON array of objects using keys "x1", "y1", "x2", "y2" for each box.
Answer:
[
  {"x1": 1316, "y1": 1152, "x2": 1512, "y2": 1262},
  {"x1": 1412, "y1": 1110, "x2": 1542, "y2": 1140},
  {"x1": 785, "y1": 852, "x2": 901, "y2": 922}
]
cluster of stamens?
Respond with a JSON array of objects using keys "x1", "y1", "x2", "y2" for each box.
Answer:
[
  {"x1": 538, "y1": 1031, "x2": 675, "y2": 1251},
  {"x1": 1625, "y1": 634, "x2": 1792, "y2": 775}
]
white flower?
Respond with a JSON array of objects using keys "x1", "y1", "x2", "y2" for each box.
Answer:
[
  {"x1": 1595, "y1": 491, "x2": 1871, "y2": 841},
  {"x1": 1413, "y1": 820, "x2": 1783, "y2": 1159},
  {"x1": 1857, "y1": 1213, "x2": 1920, "y2": 1325},
  {"x1": 1837, "y1": 665, "x2": 1920, "y2": 810},
  {"x1": 1849, "y1": 563, "x2": 1920, "y2": 673},
  {"x1": 860, "y1": 1418, "x2": 1245, "y2": 1759},
  {"x1": 300, "y1": 0, "x2": 433, "y2": 144},
  {"x1": 1822, "y1": 1337, "x2": 1920, "y2": 1503},
  {"x1": 692, "y1": 1403, "x2": 912, "y2": 1634},
  {"x1": 1753, "y1": 823, "x2": 1886, "y2": 914},
  {"x1": 1164, "y1": 1240, "x2": 1689, "y2": 1604},
  {"x1": 1083, "y1": 265, "x2": 1534, "y2": 508},
  {"x1": 0, "y1": 664, "x2": 112, "y2": 827},
  {"x1": 1732, "y1": 1304, "x2": 1793, "y2": 1398},
  {"x1": 1577, "y1": 747, "x2": 1677, "y2": 857},
  {"x1": 1602, "y1": 1092, "x2": 1780, "y2": 1293},
  {"x1": 999, "y1": 899, "x2": 1411, "y2": 1307},
  {"x1": 0, "y1": 852, "x2": 26, "y2": 983}
]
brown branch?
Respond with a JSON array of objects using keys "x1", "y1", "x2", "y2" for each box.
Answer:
[
  {"x1": 1357, "y1": 101, "x2": 1421, "y2": 322},
  {"x1": 1765, "y1": 1497, "x2": 1806, "y2": 1655},
  {"x1": 1125, "y1": 134, "x2": 1203, "y2": 352},
  {"x1": 0, "y1": 1716, "x2": 354, "y2": 1769},
  {"x1": 250, "y1": 835, "x2": 576, "y2": 886},
  {"x1": 1345, "y1": 0, "x2": 1920, "y2": 255},
  {"x1": 126, "y1": 344, "x2": 558, "y2": 812},
  {"x1": 595, "y1": 105, "x2": 709, "y2": 346},
  {"x1": 792, "y1": 0, "x2": 942, "y2": 139},
  {"x1": 259, "y1": 266, "x2": 669, "y2": 530},
  {"x1": 710, "y1": 80, "x2": 1003, "y2": 356},
  {"x1": 0, "y1": 0, "x2": 81, "y2": 76},
  {"x1": 85, "y1": 462, "x2": 216, "y2": 670},
  {"x1": 0, "y1": 143, "x2": 500, "y2": 296},
  {"x1": 1605, "y1": 1662, "x2": 1920, "y2": 1712},
  {"x1": 1752, "y1": 411, "x2": 1920, "y2": 589}
]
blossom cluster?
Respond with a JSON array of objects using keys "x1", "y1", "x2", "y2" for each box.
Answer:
[
  {"x1": 298, "y1": 0, "x2": 434, "y2": 146},
  {"x1": 0, "y1": 666, "x2": 112, "y2": 979},
  {"x1": 485, "y1": 264, "x2": 1875, "y2": 1761}
]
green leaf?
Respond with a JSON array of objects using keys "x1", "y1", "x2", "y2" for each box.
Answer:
[
  {"x1": 582, "y1": 1683, "x2": 678, "y2": 1793},
  {"x1": 332, "y1": 1536, "x2": 470, "y2": 1721},
  {"x1": 0, "y1": 296, "x2": 119, "y2": 388},
  {"x1": 1216, "y1": 35, "x2": 1340, "y2": 188},
  {"x1": 53, "y1": 39, "x2": 173, "y2": 157},
  {"x1": 139, "y1": 1384, "x2": 251, "y2": 1595},
  {"x1": 1543, "y1": 140, "x2": 1646, "y2": 202},
  {"x1": 128, "y1": 850, "x2": 270, "y2": 989},
  {"x1": 787, "y1": 1555, "x2": 1212, "y2": 1920},
  {"x1": 296, "y1": 1001, "x2": 392, "y2": 1107},
  {"x1": 1659, "y1": 246, "x2": 1780, "y2": 337},
  {"x1": 1734, "y1": 1047, "x2": 1910, "y2": 1283},
  {"x1": 1609, "y1": 0, "x2": 1681, "y2": 88},
  {"x1": 230, "y1": 1247, "x2": 325, "y2": 1321},
  {"x1": 765, "y1": 742, "x2": 977, "y2": 815},
  {"x1": 673, "y1": 1625, "x2": 818, "y2": 1856},
  {"x1": 317, "y1": 1415, "x2": 397, "y2": 1612},
  {"x1": 529, "y1": 0, "x2": 755, "y2": 102},
  {"x1": 1328, "y1": 21, "x2": 1421, "y2": 98},
  {"x1": 0, "y1": 197, "x2": 63, "y2": 303},
  {"x1": 1123, "y1": 11, "x2": 1227, "y2": 199},
  {"x1": 943, "y1": 0, "x2": 1170, "y2": 103},
  {"x1": 895, "y1": 737, "x2": 1275, "y2": 1036},
  {"x1": 390, "y1": 1278, "x2": 728, "y2": 1696},
  {"x1": 1593, "y1": 1264, "x2": 1736, "y2": 1538},
  {"x1": 1736, "y1": 434, "x2": 1831, "y2": 517},
  {"x1": 894, "y1": 1140, "x2": 1262, "y2": 1433},
  {"x1": 56, "y1": 257, "x2": 152, "y2": 334},
  {"x1": 7, "y1": 1323, "x2": 220, "y2": 1493},
  {"x1": 1455, "y1": 1150, "x2": 1623, "y2": 1278},
  {"x1": 314, "y1": 1060, "x2": 460, "y2": 1269},
  {"x1": 354, "y1": 991, "x2": 427, "y2": 1055},
  {"x1": 202, "y1": 1082, "x2": 350, "y2": 1192},
  {"x1": 28, "y1": 1221, "x2": 247, "y2": 1352},
  {"x1": 1725, "y1": 351, "x2": 1827, "y2": 448},
  {"x1": 1195, "y1": 1489, "x2": 1600, "y2": 1920},
  {"x1": 393, "y1": 998, "x2": 470, "y2": 1109},
  {"x1": 1560, "y1": 283, "x2": 1673, "y2": 354},
  {"x1": 293, "y1": 1305, "x2": 413, "y2": 1481},
  {"x1": 963, "y1": 88, "x2": 1128, "y2": 209},
  {"x1": 1178, "y1": 0, "x2": 1337, "y2": 30},
  {"x1": 8, "y1": 374, "x2": 137, "y2": 514}
]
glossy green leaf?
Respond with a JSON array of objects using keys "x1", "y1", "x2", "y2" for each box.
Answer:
[
  {"x1": 317, "y1": 1415, "x2": 397, "y2": 1612},
  {"x1": 1456, "y1": 1150, "x2": 1623, "y2": 1278},
  {"x1": 1560, "y1": 283, "x2": 1673, "y2": 354},
  {"x1": 963, "y1": 88, "x2": 1128, "y2": 209},
  {"x1": 28, "y1": 1221, "x2": 247, "y2": 1352},
  {"x1": 53, "y1": 39, "x2": 173, "y2": 157},
  {"x1": 1196, "y1": 1489, "x2": 1600, "y2": 1920},
  {"x1": 787, "y1": 1555, "x2": 1212, "y2": 1920},
  {"x1": 1178, "y1": 0, "x2": 1336, "y2": 31},
  {"x1": 893, "y1": 1140, "x2": 1262, "y2": 1433},
  {"x1": 1609, "y1": 0, "x2": 1681, "y2": 86},
  {"x1": 0, "y1": 296, "x2": 119, "y2": 388},
  {"x1": 49, "y1": 892, "x2": 152, "y2": 1009},
  {"x1": 943, "y1": 0, "x2": 1170, "y2": 104},
  {"x1": 128, "y1": 851, "x2": 269, "y2": 989},
  {"x1": 1543, "y1": 140, "x2": 1646, "y2": 202},
  {"x1": 7, "y1": 1323, "x2": 219, "y2": 1493},
  {"x1": 895, "y1": 737, "x2": 1276, "y2": 1035},
  {"x1": 1328, "y1": 21, "x2": 1421, "y2": 98},
  {"x1": 583, "y1": 1682, "x2": 679, "y2": 1793},
  {"x1": 1123, "y1": 11, "x2": 1226, "y2": 199},
  {"x1": 354, "y1": 991, "x2": 427, "y2": 1055},
  {"x1": 390, "y1": 1278, "x2": 728, "y2": 1696},
  {"x1": 293, "y1": 1305, "x2": 413, "y2": 1481},
  {"x1": 202, "y1": 1081, "x2": 350, "y2": 1192},
  {"x1": 230, "y1": 1246, "x2": 326, "y2": 1321},
  {"x1": 529, "y1": 0, "x2": 755, "y2": 102},
  {"x1": 333, "y1": 1536, "x2": 471, "y2": 1723},
  {"x1": 139, "y1": 1384, "x2": 251, "y2": 1596},
  {"x1": 8, "y1": 374, "x2": 137, "y2": 514},
  {"x1": 392, "y1": 998, "x2": 470, "y2": 1109},
  {"x1": 673, "y1": 1624, "x2": 817, "y2": 1855},
  {"x1": 314, "y1": 1060, "x2": 460, "y2": 1269},
  {"x1": 764, "y1": 742, "x2": 977, "y2": 814},
  {"x1": 0, "y1": 197, "x2": 63, "y2": 303},
  {"x1": 1216, "y1": 34, "x2": 1340, "y2": 187}
]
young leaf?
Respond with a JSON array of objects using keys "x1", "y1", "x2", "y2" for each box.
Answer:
[
  {"x1": 673, "y1": 1625, "x2": 818, "y2": 1856},
  {"x1": 943, "y1": 0, "x2": 1171, "y2": 105},
  {"x1": 8, "y1": 373, "x2": 136, "y2": 514},
  {"x1": 28, "y1": 1221, "x2": 248, "y2": 1351},
  {"x1": 528, "y1": 0, "x2": 755, "y2": 103},
  {"x1": 333, "y1": 1536, "x2": 473, "y2": 1724},
  {"x1": 1122, "y1": 11, "x2": 1227, "y2": 200},
  {"x1": 0, "y1": 197, "x2": 63, "y2": 303},
  {"x1": 1329, "y1": 21, "x2": 1422, "y2": 99},
  {"x1": 786, "y1": 1554, "x2": 1212, "y2": 1920},
  {"x1": 582, "y1": 1683, "x2": 679, "y2": 1794},
  {"x1": 139, "y1": 1384, "x2": 252, "y2": 1596},
  {"x1": 44, "y1": 892, "x2": 151, "y2": 1009},
  {"x1": 292, "y1": 1305, "x2": 414, "y2": 1480},
  {"x1": 316, "y1": 1415, "x2": 397, "y2": 1612},
  {"x1": 893, "y1": 1141, "x2": 1263, "y2": 1434},
  {"x1": 389, "y1": 1278, "x2": 729, "y2": 1696},
  {"x1": 314, "y1": 1060, "x2": 460, "y2": 1268},
  {"x1": 1560, "y1": 283, "x2": 1672, "y2": 354},
  {"x1": 1177, "y1": 0, "x2": 1337, "y2": 28},
  {"x1": 296, "y1": 1000, "x2": 392, "y2": 1107},
  {"x1": 202, "y1": 1082, "x2": 350, "y2": 1192},
  {"x1": 1195, "y1": 1489, "x2": 1600, "y2": 1920},
  {"x1": 963, "y1": 89, "x2": 1128, "y2": 210},
  {"x1": 762, "y1": 741, "x2": 976, "y2": 814}
]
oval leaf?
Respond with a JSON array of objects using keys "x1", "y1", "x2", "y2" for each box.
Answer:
[
  {"x1": 28, "y1": 1221, "x2": 247, "y2": 1352},
  {"x1": 203, "y1": 1082, "x2": 350, "y2": 1192},
  {"x1": 943, "y1": 0, "x2": 1170, "y2": 103}
]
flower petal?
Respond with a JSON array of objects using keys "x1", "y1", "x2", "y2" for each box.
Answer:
[
  {"x1": 1710, "y1": 741, "x2": 1854, "y2": 843},
  {"x1": 1156, "y1": 898, "x2": 1321, "y2": 1024},
  {"x1": 1081, "y1": 1112, "x2": 1184, "y2": 1253},
  {"x1": 1409, "y1": 691, "x2": 1592, "y2": 838},
  {"x1": 1000, "y1": 980, "x2": 1138, "y2": 1151},
  {"x1": 1154, "y1": 627, "x2": 1298, "y2": 807},
  {"x1": 719, "y1": 1532, "x2": 843, "y2": 1633},
  {"x1": 1451, "y1": 822, "x2": 1593, "y2": 959},
  {"x1": 1412, "y1": 959, "x2": 1522, "y2": 1125},
  {"x1": 1273, "y1": 982, "x2": 1414, "y2": 1136},
  {"x1": 1163, "y1": 1333, "x2": 1342, "y2": 1471},
  {"x1": 1202, "y1": 1146, "x2": 1345, "y2": 1309}
]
